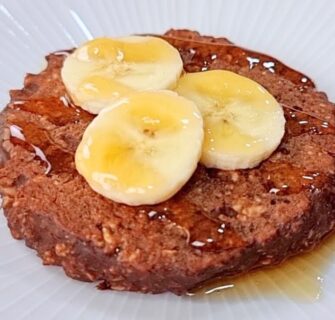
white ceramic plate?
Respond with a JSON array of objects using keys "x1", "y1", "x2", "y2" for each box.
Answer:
[{"x1": 1, "y1": 0, "x2": 335, "y2": 319}]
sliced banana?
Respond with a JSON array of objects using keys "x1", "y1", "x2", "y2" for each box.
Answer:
[
  {"x1": 176, "y1": 70, "x2": 285, "y2": 170},
  {"x1": 75, "y1": 91, "x2": 203, "y2": 205},
  {"x1": 61, "y1": 36, "x2": 183, "y2": 114}
]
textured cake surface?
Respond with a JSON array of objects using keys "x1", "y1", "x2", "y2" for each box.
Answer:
[{"x1": 1, "y1": 30, "x2": 335, "y2": 294}]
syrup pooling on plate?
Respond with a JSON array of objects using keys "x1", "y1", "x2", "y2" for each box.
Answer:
[{"x1": 190, "y1": 234, "x2": 335, "y2": 301}]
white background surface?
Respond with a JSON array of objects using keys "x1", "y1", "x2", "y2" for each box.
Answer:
[{"x1": 0, "y1": 0, "x2": 335, "y2": 319}]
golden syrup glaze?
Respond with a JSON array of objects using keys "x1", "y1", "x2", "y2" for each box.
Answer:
[
  {"x1": 3, "y1": 36, "x2": 335, "y2": 298},
  {"x1": 7, "y1": 42, "x2": 335, "y2": 249},
  {"x1": 160, "y1": 33, "x2": 315, "y2": 90}
]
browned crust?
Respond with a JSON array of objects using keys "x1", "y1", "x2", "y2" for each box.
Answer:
[{"x1": 1, "y1": 30, "x2": 335, "y2": 295}]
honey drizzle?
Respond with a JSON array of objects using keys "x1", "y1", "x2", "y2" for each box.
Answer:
[
  {"x1": 281, "y1": 103, "x2": 333, "y2": 125},
  {"x1": 5, "y1": 37, "x2": 335, "y2": 302}
]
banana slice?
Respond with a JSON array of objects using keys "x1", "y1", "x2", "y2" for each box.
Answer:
[
  {"x1": 61, "y1": 36, "x2": 183, "y2": 114},
  {"x1": 75, "y1": 91, "x2": 203, "y2": 205},
  {"x1": 176, "y1": 70, "x2": 285, "y2": 170}
]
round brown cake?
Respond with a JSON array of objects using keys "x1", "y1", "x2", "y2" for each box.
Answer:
[{"x1": 1, "y1": 30, "x2": 335, "y2": 295}]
